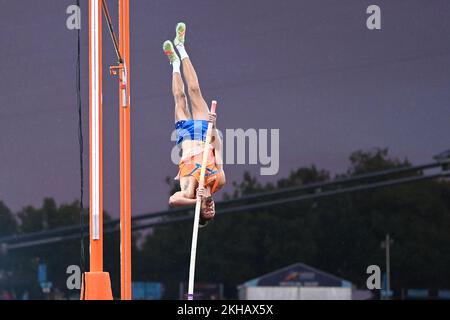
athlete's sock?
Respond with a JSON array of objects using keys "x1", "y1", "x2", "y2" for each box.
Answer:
[
  {"x1": 176, "y1": 43, "x2": 189, "y2": 61},
  {"x1": 172, "y1": 59, "x2": 181, "y2": 74}
]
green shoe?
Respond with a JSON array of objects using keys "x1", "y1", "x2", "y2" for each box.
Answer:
[
  {"x1": 174, "y1": 22, "x2": 186, "y2": 47},
  {"x1": 163, "y1": 40, "x2": 179, "y2": 64}
]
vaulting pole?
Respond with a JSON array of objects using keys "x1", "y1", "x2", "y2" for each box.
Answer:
[
  {"x1": 82, "y1": 0, "x2": 113, "y2": 300},
  {"x1": 118, "y1": 0, "x2": 132, "y2": 301},
  {"x1": 188, "y1": 101, "x2": 218, "y2": 301}
]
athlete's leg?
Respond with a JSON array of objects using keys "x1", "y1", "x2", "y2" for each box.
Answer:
[
  {"x1": 164, "y1": 40, "x2": 191, "y2": 122},
  {"x1": 182, "y1": 58, "x2": 209, "y2": 120},
  {"x1": 172, "y1": 72, "x2": 191, "y2": 122},
  {"x1": 174, "y1": 23, "x2": 210, "y2": 120}
]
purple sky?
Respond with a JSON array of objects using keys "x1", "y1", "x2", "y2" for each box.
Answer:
[{"x1": 0, "y1": 0, "x2": 449, "y2": 217}]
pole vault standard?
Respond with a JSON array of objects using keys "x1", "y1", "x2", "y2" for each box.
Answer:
[
  {"x1": 188, "y1": 101, "x2": 218, "y2": 301},
  {"x1": 118, "y1": 0, "x2": 132, "y2": 301},
  {"x1": 82, "y1": 0, "x2": 132, "y2": 300}
]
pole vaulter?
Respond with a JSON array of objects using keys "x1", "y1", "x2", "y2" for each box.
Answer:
[
  {"x1": 82, "y1": 0, "x2": 132, "y2": 300},
  {"x1": 163, "y1": 23, "x2": 227, "y2": 300}
]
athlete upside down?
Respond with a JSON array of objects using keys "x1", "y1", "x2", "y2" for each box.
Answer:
[{"x1": 163, "y1": 23, "x2": 226, "y2": 228}]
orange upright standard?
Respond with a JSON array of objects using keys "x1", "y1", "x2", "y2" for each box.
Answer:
[{"x1": 81, "y1": 0, "x2": 132, "y2": 301}]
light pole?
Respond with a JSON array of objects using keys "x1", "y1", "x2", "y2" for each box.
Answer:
[{"x1": 381, "y1": 234, "x2": 394, "y2": 299}]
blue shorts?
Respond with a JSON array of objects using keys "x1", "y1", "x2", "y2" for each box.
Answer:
[{"x1": 175, "y1": 119, "x2": 208, "y2": 145}]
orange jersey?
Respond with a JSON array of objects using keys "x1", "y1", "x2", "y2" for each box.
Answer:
[{"x1": 177, "y1": 147, "x2": 221, "y2": 194}]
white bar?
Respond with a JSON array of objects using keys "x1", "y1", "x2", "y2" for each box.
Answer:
[
  {"x1": 91, "y1": 0, "x2": 100, "y2": 240},
  {"x1": 122, "y1": 65, "x2": 127, "y2": 108}
]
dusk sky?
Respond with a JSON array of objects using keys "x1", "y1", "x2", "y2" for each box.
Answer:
[{"x1": 0, "y1": 0, "x2": 449, "y2": 217}]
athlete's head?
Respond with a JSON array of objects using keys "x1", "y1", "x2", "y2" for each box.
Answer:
[{"x1": 199, "y1": 196, "x2": 215, "y2": 227}]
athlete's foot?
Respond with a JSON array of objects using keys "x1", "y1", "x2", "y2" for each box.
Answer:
[
  {"x1": 174, "y1": 22, "x2": 186, "y2": 47},
  {"x1": 163, "y1": 40, "x2": 180, "y2": 65}
]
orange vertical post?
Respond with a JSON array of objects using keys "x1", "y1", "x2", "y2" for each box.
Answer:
[
  {"x1": 83, "y1": 0, "x2": 113, "y2": 300},
  {"x1": 119, "y1": 0, "x2": 132, "y2": 300}
]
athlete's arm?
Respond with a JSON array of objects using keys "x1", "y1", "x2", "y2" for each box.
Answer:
[{"x1": 169, "y1": 191, "x2": 197, "y2": 207}]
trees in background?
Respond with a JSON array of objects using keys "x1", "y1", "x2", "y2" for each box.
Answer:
[{"x1": 139, "y1": 148, "x2": 450, "y2": 298}]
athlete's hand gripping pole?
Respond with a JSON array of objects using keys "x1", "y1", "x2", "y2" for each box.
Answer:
[{"x1": 187, "y1": 100, "x2": 218, "y2": 301}]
